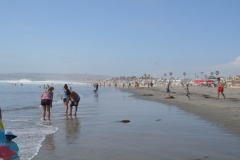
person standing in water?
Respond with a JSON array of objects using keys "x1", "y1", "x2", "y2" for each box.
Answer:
[
  {"x1": 95, "y1": 83, "x2": 99, "y2": 92},
  {"x1": 67, "y1": 90, "x2": 80, "y2": 116},
  {"x1": 40, "y1": 86, "x2": 54, "y2": 121},
  {"x1": 61, "y1": 84, "x2": 70, "y2": 114}
]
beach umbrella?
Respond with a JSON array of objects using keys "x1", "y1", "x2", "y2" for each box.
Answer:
[
  {"x1": 194, "y1": 79, "x2": 204, "y2": 84},
  {"x1": 0, "y1": 108, "x2": 16, "y2": 160},
  {"x1": 205, "y1": 79, "x2": 213, "y2": 82}
]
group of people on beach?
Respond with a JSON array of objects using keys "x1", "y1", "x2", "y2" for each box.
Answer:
[
  {"x1": 39, "y1": 77, "x2": 226, "y2": 121},
  {"x1": 40, "y1": 84, "x2": 80, "y2": 121},
  {"x1": 163, "y1": 77, "x2": 225, "y2": 100}
]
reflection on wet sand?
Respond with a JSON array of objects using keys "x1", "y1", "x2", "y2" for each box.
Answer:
[
  {"x1": 38, "y1": 128, "x2": 56, "y2": 156},
  {"x1": 34, "y1": 87, "x2": 240, "y2": 160},
  {"x1": 65, "y1": 115, "x2": 81, "y2": 144},
  {"x1": 33, "y1": 116, "x2": 81, "y2": 160},
  {"x1": 94, "y1": 93, "x2": 98, "y2": 102}
]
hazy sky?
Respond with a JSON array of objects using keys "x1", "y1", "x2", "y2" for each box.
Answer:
[{"x1": 0, "y1": 0, "x2": 240, "y2": 78}]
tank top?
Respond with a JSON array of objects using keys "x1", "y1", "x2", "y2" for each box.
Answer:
[
  {"x1": 41, "y1": 92, "x2": 52, "y2": 100},
  {"x1": 62, "y1": 90, "x2": 68, "y2": 99}
]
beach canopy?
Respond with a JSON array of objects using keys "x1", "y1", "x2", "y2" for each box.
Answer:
[
  {"x1": 0, "y1": 109, "x2": 16, "y2": 160},
  {"x1": 208, "y1": 76, "x2": 216, "y2": 79}
]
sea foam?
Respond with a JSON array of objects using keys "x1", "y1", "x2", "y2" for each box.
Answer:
[{"x1": 0, "y1": 79, "x2": 87, "y2": 85}]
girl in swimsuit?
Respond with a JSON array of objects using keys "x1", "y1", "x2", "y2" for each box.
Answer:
[
  {"x1": 61, "y1": 84, "x2": 70, "y2": 114},
  {"x1": 40, "y1": 86, "x2": 54, "y2": 121}
]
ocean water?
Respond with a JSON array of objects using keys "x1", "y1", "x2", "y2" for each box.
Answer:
[
  {"x1": 1, "y1": 80, "x2": 240, "y2": 160},
  {"x1": 0, "y1": 80, "x2": 88, "y2": 160}
]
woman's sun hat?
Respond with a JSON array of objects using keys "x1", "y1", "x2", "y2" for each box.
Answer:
[{"x1": 5, "y1": 130, "x2": 17, "y2": 139}]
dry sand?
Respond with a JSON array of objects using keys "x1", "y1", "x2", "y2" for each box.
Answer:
[{"x1": 119, "y1": 85, "x2": 240, "y2": 137}]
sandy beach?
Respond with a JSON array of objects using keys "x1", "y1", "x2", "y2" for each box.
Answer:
[{"x1": 120, "y1": 85, "x2": 240, "y2": 137}]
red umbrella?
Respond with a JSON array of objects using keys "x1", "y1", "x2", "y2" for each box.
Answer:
[
  {"x1": 194, "y1": 79, "x2": 203, "y2": 83},
  {"x1": 205, "y1": 79, "x2": 213, "y2": 82}
]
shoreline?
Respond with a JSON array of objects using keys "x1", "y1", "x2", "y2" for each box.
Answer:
[
  {"x1": 119, "y1": 85, "x2": 240, "y2": 137},
  {"x1": 32, "y1": 85, "x2": 240, "y2": 160}
]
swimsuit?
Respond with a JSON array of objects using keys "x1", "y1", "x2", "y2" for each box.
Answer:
[
  {"x1": 218, "y1": 87, "x2": 224, "y2": 93},
  {"x1": 41, "y1": 92, "x2": 51, "y2": 100},
  {"x1": 62, "y1": 90, "x2": 69, "y2": 102},
  {"x1": 41, "y1": 92, "x2": 52, "y2": 106},
  {"x1": 70, "y1": 96, "x2": 80, "y2": 107}
]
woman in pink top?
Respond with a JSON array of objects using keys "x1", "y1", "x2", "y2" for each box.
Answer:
[{"x1": 40, "y1": 86, "x2": 54, "y2": 121}]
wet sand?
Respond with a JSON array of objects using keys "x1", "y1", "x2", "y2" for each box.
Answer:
[
  {"x1": 120, "y1": 85, "x2": 240, "y2": 137},
  {"x1": 33, "y1": 87, "x2": 240, "y2": 160}
]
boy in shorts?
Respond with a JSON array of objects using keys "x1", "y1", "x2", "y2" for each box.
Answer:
[{"x1": 216, "y1": 77, "x2": 225, "y2": 100}]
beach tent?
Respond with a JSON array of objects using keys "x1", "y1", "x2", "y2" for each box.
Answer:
[{"x1": 0, "y1": 108, "x2": 16, "y2": 160}]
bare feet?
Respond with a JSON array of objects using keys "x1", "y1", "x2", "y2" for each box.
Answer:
[
  {"x1": 74, "y1": 113, "x2": 77, "y2": 116},
  {"x1": 68, "y1": 113, "x2": 72, "y2": 116}
]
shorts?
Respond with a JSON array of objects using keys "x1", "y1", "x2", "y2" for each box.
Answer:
[
  {"x1": 185, "y1": 92, "x2": 189, "y2": 95},
  {"x1": 70, "y1": 96, "x2": 80, "y2": 107},
  {"x1": 41, "y1": 99, "x2": 52, "y2": 106},
  {"x1": 166, "y1": 88, "x2": 170, "y2": 93},
  {"x1": 218, "y1": 87, "x2": 224, "y2": 93},
  {"x1": 63, "y1": 98, "x2": 68, "y2": 102}
]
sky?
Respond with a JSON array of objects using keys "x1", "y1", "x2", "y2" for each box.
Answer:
[{"x1": 0, "y1": 0, "x2": 240, "y2": 78}]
